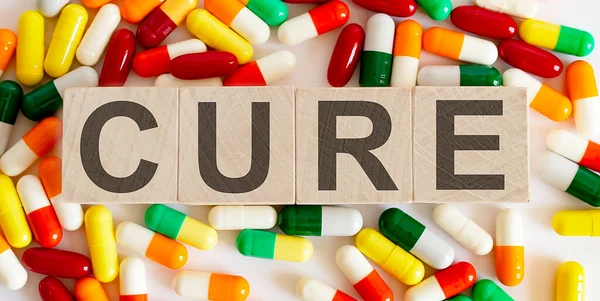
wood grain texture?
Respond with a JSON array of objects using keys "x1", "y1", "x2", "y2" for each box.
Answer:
[
  {"x1": 413, "y1": 86, "x2": 529, "y2": 203},
  {"x1": 59, "y1": 87, "x2": 179, "y2": 204},
  {"x1": 296, "y1": 88, "x2": 412, "y2": 204},
  {"x1": 178, "y1": 87, "x2": 295, "y2": 204}
]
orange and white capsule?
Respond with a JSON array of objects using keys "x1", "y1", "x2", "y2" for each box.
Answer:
[
  {"x1": 0, "y1": 117, "x2": 62, "y2": 176},
  {"x1": 496, "y1": 208, "x2": 524, "y2": 287},
  {"x1": 567, "y1": 60, "x2": 600, "y2": 137},
  {"x1": 116, "y1": 221, "x2": 188, "y2": 269},
  {"x1": 120, "y1": 257, "x2": 148, "y2": 301},
  {"x1": 423, "y1": 27, "x2": 498, "y2": 66},
  {"x1": 0, "y1": 29, "x2": 16, "y2": 78},
  {"x1": 173, "y1": 270, "x2": 250, "y2": 301},
  {"x1": 391, "y1": 20, "x2": 422, "y2": 88},
  {"x1": 205, "y1": 0, "x2": 270, "y2": 44},
  {"x1": 336, "y1": 245, "x2": 393, "y2": 301},
  {"x1": 0, "y1": 234, "x2": 27, "y2": 290},
  {"x1": 547, "y1": 129, "x2": 600, "y2": 174}
]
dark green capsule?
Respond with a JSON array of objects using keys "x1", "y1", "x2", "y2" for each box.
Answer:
[
  {"x1": 416, "y1": 0, "x2": 452, "y2": 21},
  {"x1": 278, "y1": 205, "x2": 322, "y2": 236},
  {"x1": 359, "y1": 51, "x2": 392, "y2": 87},
  {"x1": 446, "y1": 296, "x2": 472, "y2": 301},
  {"x1": 379, "y1": 208, "x2": 425, "y2": 251},
  {"x1": 566, "y1": 165, "x2": 600, "y2": 207},
  {"x1": 459, "y1": 65, "x2": 502, "y2": 86},
  {"x1": 246, "y1": 0, "x2": 288, "y2": 26},
  {"x1": 21, "y1": 80, "x2": 60, "y2": 121},
  {"x1": 0, "y1": 80, "x2": 23, "y2": 125},
  {"x1": 472, "y1": 279, "x2": 513, "y2": 301}
]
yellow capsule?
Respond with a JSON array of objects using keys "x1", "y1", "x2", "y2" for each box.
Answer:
[
  {"x1": 186, "y1": 9, "x2": 253, "y2": 64},
  {"x1": 0, "y1": 175, "x2": 31, "y2": 248},
  {"x1": 556, "y1": 261, "x2": 585, "y2": 301},
  {"x1": 553, "y1": 210, "x2": 600, "y2": 236},
  {"x1": 16, "y1": 10, "x2": 45, "y2": 86},
  {"x1": 84, "y1": 205, "x2": 118, "y2": 283},
  {"x1": 355, "y1": 228, "x2": 424, "y2": 285},
  {"x1": 45, "y1": 4, "x2": 88, "y2": 78}
]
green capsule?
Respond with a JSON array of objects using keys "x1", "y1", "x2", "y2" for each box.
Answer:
[
  {"x1": 360, "y1": 13, "x2": 395, "y2": 87},
  {"x1": 446, "y1": 296, "x2": 472, "y2": 301},
  {"x1": 236, "y1": 229, "x2": 313, "y2": 262},
  {"x1": 278, "y1": 205, "x2": 363, "y2": 236},
  {"x1": 0, "y1": 80, "x2": 23, "y2": 125},
  {"x1": 416, "y1": 0, "x2": 452, "y2": 21},
  {"x1": 520, "y1": 19, "x2": 594, "y2": 57},
  {"x1": 243, "y1": 0, "x2": 288, "y2": 26},
  {"x1": 472, "y1": 279, "x2": 513, "y2": 301},
  {"x1": 460, "y1": 65, "x2": 502, "y2": 86}
]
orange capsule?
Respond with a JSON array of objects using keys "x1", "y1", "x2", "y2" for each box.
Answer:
[
  {"x1": 0, "y1": 29, "x2": 16, "y2": 78},
  {"x1": 423, "y1": 26, "x2": 498, "y2": 66},
  {"x1": 74, "y1": 277, "x2": 110, "y2": 301},
  {"x1": 173, "y1": 271, "x2": 250, "y2": 301},
  {"x1": 496, "y1": 209, "x2": 524, "y2": 287},
  {"x1": 120, "y1": 0, "x2": 166, "y2": 24},
  {"x1": 567, "y1": 60, "x2": 600, "y2": 137},
  {"x1": 81, "y1": 0, "x2": 112, "y2": 9}
]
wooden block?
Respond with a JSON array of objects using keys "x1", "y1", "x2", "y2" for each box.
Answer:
[
  {"x1": 296, "y1": 88, "x2": 412, "y2": 204},
  {"x1": 413, "y1": 87, "x2": 529, "y2": 203},
  {"x1": 178, "y1": 87, "x2": 295, "y2": 204},
  {"x1": 59, "y1": 87, "x2": 179, "y2": 204}
]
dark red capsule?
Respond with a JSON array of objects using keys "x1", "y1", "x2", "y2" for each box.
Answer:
[
  {"x1": 136, "y1": 8, "x2": 177, "y2": 48},
  {"x1": 99, "y1": 29, "x2": 136, "y2": 87},
  {"x1": 451, "y1": 6, "x2": 517, "y2": 39},
  {"x1": 39, "y1": 277, "x2": 75, "y2": 301},
  {"x1": 170, "y1": 51, "x2": 239, "y2": 80},
  {"x1": 22, "y1": 248, "x2": 92, "y2": 279},
  {"x1": 499, "y1": 39, "x2": 563, "y2": 78},
  {"x1": 327, "y1": 23, "x2": 365, "y2": 87},
  {"x1": 352, "y1": 0, "x2": 416, "y2": 17}
]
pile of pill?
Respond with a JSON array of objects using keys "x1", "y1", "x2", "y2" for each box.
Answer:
[{"x1": 0, "y1": 0, "x2": 597, "y2": 300}]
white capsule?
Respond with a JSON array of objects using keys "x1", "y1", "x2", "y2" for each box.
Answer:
[
  {"x1": 17, "y1": 175, "x2": 52, "y2": 215},
  {"x1": 296, "y1": 278, "x2": 352, "y2": 301},
  {"x1": 496, "y1": 209, "x2": 523, "y2": 246},
  {"x1": 404, "y1": 275, "x2": 446, "y2": 301},
  {"x1": 473, "y1": 0, "x2": 538, "y2": 19},
  {"x1": 546, "y1": 130, "x2": 590, "y2": 164},
  {"x1": 433, "y1": 204, "x2": 493, "y2": 255},
  {"x1": 52, "y1": 199, "x2": 83, "y2": 231},
  {"x1": 120, "y1": 257, "x2": 148, "y2": 299},
  {"x1": 256, "y1": 51, "x2": 296, "y2": 85},
  {"x1": 154, "y1": 74, "x2": 223, "y2": 87},
  {"x1": 208, "y1": 206, "x2": 277, "y2": 230},
  {"x1": 536, "y1": 151, "x2": 579, "y2": 192},
  {"x1": 364, "y1": 13, "x2": 394, "y2": 54},
  {"x1": 278, "y1": 14, "x2": 317, "y2": 45},
  {"x1": 166, "y1": 39, "x2": 207, "y2": 59},
  {"x1": 418, "y1": 65, "x2": 460, "y2": 86},
  {"x1": 55, "y1": 66, "x2": 100, "y2": 99},
  {"x1": 335, "y1": 245, "x2": 374, "y2": 286},
  {"x1": 76, "y1": 3, "x2": 121, "y2": 66},
  {"x1": 459, "y1": 35, "x2": 498, "y2": 65},
  {"x1": 39, "y1": 0, "x2": 70, "y2": 17},
  {"x1": 0, "y1": 238, "x2": 27, "y2": 290}
]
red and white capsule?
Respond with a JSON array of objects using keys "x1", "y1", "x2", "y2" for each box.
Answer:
[
  {"x1": 547, "y1": 129, "x2": 600, "y2": 173},
  {"x1": 278, "y1": 0, "x2": 350, "y2": 45},
  {"x1": 120, "y1": 257, "x2": 148, "y2": 301},
  {"x1": 297, "y1": 278, "x2": 357, "y2": 301},
  {"x1": 133, "y1": 39, "x2": 207, "y2": 78},
  {"x1": 223, "y1": 51, "x2": 296, "y2": 86},
  {"x1": 336, "y1": 245, "x2": 393, "y2": 301},
  {"x1": 405, "y1": 262, "x2": 477, "y2": 301}
]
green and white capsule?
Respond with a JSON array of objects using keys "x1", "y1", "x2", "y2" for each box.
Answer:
[
  {"x1": 278, "y1": 205, "x2": 363, "y2": 236},
  {"x1": 0, "y1": 81, "x2": 23, "y2": 155},
  {"x1": 359, "y1": 13, "x2": 394, "y2": 87},
  {"x1": 417, "y1": 65, "x2": 502, "y2": 86}
]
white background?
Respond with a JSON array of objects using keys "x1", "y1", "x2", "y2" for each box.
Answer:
[{"x1": 0, "y1": 0, "x2": 599, "y2": 300}]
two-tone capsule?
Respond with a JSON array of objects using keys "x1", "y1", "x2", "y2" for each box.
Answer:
[
  {"x1": 74, "y1": 277, "x2": 109, "y2": 301},
  {"x1": 0, "y1": 234, "x2": 27, "y2": 290},
  {"x1": 39, "y1": 276, "x2": 73, "y2": 301},
  {"x1": 121, "y1": 0, "x2": 166, "y2": 24},
  {"x1": 327, "y1": 24, "x2": 364, "y2": 87},
  {"x1": 472, "y1": 279, "x2": 513, "y2": 301},
  {"x1": 352, "y1": 0, "x2": 416, "y2": 17},
  {"x1": 45, "y1": 4, "x2": 88, "y2": 78},
  {"x1": 40, "y1": 156, "x2": 84, "y2": 231},
  {"x1": 16, "y1": 11, "x2": 45, "y2": 86},
  {"x1": 278, "y1": 205, "x2": 362, "y2": 236},
  {"x1": 416, "y1": 0, "x2": 452, "y2": 21},
  {"x1": 39, "y1": 0, "x2": 70, "y2": 17},
  {"x1": 451, "y1": 6, "x2": 517, "y2": 40},
  {"x1": 145, "y1": 204, "x2": 218, "y2": 250},
  {"x1": 0, "y1": 117, "x2": 62, "y2": 176},
  {"x1": 17, "y1": 175, "x2": 62, "y2": 248},
  {"x1": 205, "y1": 0, "x2": 270, "y2": 44},
  {"x1": 208, "y1": 206, "x2": 277, "y2": 230},
  {"x1": 173, "y1": 271, "x2": 250, "y2": 301},
  {"x1": 0, "y1": 81, "x2": 22, "y2": 155},
  {"x1": 120, "y1": 257, "x2": 148, "y2": 301},
  {"x1": 379, "y1": 208, "x2": 454, "y2": 270},
  {"x1": 133, "y1": 39, "x2": 206, "y2": 78},
  {"x1": 417, "y1": 65, "x2": 502, "y2": 86},
  {"x1": 22, "y1": 247, "x2": 91, "y2": 279},
  {"x1": 502, "y1": 68, "x2": 571, "y2": 122},
  {"x1": 405, "y1": 262, "x2": 477, "y2": 301},
  {"x1": 360, "y1": 13, "x2": 394, "y2": 87},
  {"x1": 99, "y1": 29, "x2": 136, "y2": 87},
  {"x1": 236, "y1": 229, "x2": 313, "y2": 262},
  {"x1": 433, "y1": 204, "x2": 493, "y2": 255},
  {"x1": 423, "y1": 27, "x2": 498, "y2": 66},
  {"x1": 553, "y1": 210, "x2": 600, "y2": 236},
  {"x1": 390, "y1": 20, "x2": 422, "y2": 88},
  {"x1": 0, "y1": 175, "x2": 31, "y2": 248},
  {"x1": 547, "y1": 130, "x2": 600, "y2": 173},
  {"x1": 81, "y1": 0, "x2": 111, "y2": 8},
  {"x1": 239, "y1": 0, "x2": 288, "y2": 26},
  {"x1": 278, "y1": 0, "x2": 349, "y2": 45},
  {"x1": 76, "y1": 3, "x2": 121, "y2": 67},
  {"x1": 473, "y1": 0, "x2": 538, "y2": 19},
  {"x1": 155, "y1": 75, "x2": 223, "y2": 87},
  {"x1": 336, "y1": 245, "x2": 393, "y2": 301},
  {"x1": 499, "y1": 39, "x2": 563, "y2": 78},
  {"x1": 84, "y1": 206, "x2": 119, "y2": 283},
  {"x1": 171, "y1": 52, "x2": 238, "y2": 80},
  {"x1": 0, "y1": 29, "x2": 16, "y2": 78},
  {"x1": 137, "y1": 0, "x2": 198, "y2": 48},
  {"x1": 566, "y1": 61, "x2": 600, "y2": 136},
  {"x1": 355, "y1": 228, "x2": 424, "y2": 285},
  {"x1": 223, "y1": 51, "x2": 295, "y2": 86},
  {"x1": 556, "y1": 262, "x2": 585, "y2": 301},
  {"x1": 520, "y1": 19, "x2": 594, "y2": 57},
  {"x1": 496, "y1": 209, "x2": 524, "y2": 287},
  {"x1": 296, "y1": 278, "x2": 357, "y2": 301}
]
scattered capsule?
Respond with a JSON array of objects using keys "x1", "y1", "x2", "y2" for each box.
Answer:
[
  {"x1": 423, "y1": 27, "x2": 498, "y2": 66},
  {"x1": 121, "y1": 0, "x2": 166, "y2": 24},
  {"x1": 120, "y1": 257, "x2": 148, "y2": 301},
  {"x1": 356, "y1": 228, "x2": 424, "y2": 285},
  {"x1": 76, "y1": 4, "x2": 121, "y2": 67},
  {"x1": 223, "y1": 51, "x2": 295, "y2": 86},
  {"x1": 133, "y1": 39, "x2": 206, "y2": 78},
  {"x1": 327, "y1": 24, "x2": 364, "y2": 87},
  {"x1": 566, "y1": 61, "x2": 600, "y2": 136},
  {"x1": 82, "y1": 0, "x2": 111, "y2": 9},
  {"x1": 17, "y1": 175, "x2": 62, "y2": 248},
  {"x1": 472, "y1": 279, "x2": 513, "y2": 301},
  {"x1": 520, "y1": 19, "x2": 594, "y2": 57},
  {"x1": 451, "y1": 6, "x2": 517, "y2": 40},
  {"x1": 137, "y1": 0, "x2": 198, "y2": 48},
  {"x1": 0, "y1": 117, "x2": 62, "y2": 177},
  {"x1": 495, "y1": 209, "x2": 524, "y2": 287},
  {"x1": 547, "y1": 130, "x2": 600, "y2": 173},
  {"x1": 360, "y1": 13, "x2": 394, "y2": 87},
  {"x1": 502, "y1": 68, "x2": 571, "y2": 122},
  {"x1": 145, "y1": 204, "x2": 218, "y2": 250},
  {"x1": 433, "y1": 204, "x2": 493, "y2": 255},
  {"x1": 335, "y1": 245, "x2": 393, "y2": 301},
  {"x1": 278, "y1": 205, "x2": 363, "y2": 236},
  {"x1": 186, "y1": 9, "x2": 254, "y2": 64},
  {"x1": 416, "y1": 0, "x2": 452, "y2": 21},
  {"x1": 74, "y1": 277, "x2": 109, "y2": 301},
  {"x1": 556, "y1": 262, "x2": 585, "y2": 301},
  {"x1": 0, "y1": 175, "x2": 31, "y2": 248},
  {"x1": 379, "y1": 208, "x2": 454, "y2": 270},
  {"x1": 418, "y1": 65, "x2": 502, "y2": 86},
  {"x1": 99, "y1": 29, "x2": 136, "y2": 87},
  {"x1": 21, "y1": 66, "x2": 99, "y2": 121},
  {"x1": 405, "y1": 262, "x2": 477, "y2": 301},
  {"x1": 390, "y1": 20, "x2": 421, "y2": 88},
  {"x1": 208, "y1": 205, "x2": 277, "y2": 230},
  {"x1": 499, "y1": 39, "x2": 563, "y2": 78},
  {"x1": 39, "y1": 0, "x2": 70, "y2": 17},
  {"x1": 22, "y1": 247, "x2": 91, "y2": 279},
  {"x1": 352, "y1": 0, "x2": 416, "y2": 17},
  {"x1": 16, "y1": 11, "x2": 45, "y2": 86},
  {"x1": 296, "y1": 278, "x2": 357, "y2": 301},
  {"x1": 278, "y1": 0, "x2": 349, "y2": 45},
  {"x1": 173, "y1": 271, "x2": 250, "y2": 301},
  {"x1": 553, "y1": 210, "x2": 600, "y2": 236},
  {"x1": 236, "y1": 229, "x2": 313, "y2": 262},
  {"x1": 473, "y1": 0, "x2": 538, "y2": 19},
  {"x1": 155, "y1": 74, "x2": 223, "y2": 87},
  {"x1": 537, "y1": 151, "x2": 600, "y2": 207},
  {"x1": 205, "y1": 0, "x2": 270, "y2": 45},
  {"x1": 0, "y1": 234, "x2": 27, "y2": 290},
  {"x1": 45, "y1": 4, "x2": 88, "y2": 78},
  {"x1": 116, "y1": 221, "x2": 188, "y2": 269},
  {"x1": 171, "y1": 52, "x2": 238, "y2": 80},
  {"x1": 0, "y1": 29, "x2": 16, "y2": 78},
  {"x1": 0, "y1": 81, "x2": 22, "y2": 155},
  {"x1": 84, "y1": 206, "x2": 118, "y2": 283},
  {"x1": 39, "y1": 276, "x2": 74, "y2": 301},
  {"x1": 239, "y1": 0, "x2": 288, "y2": 26}
]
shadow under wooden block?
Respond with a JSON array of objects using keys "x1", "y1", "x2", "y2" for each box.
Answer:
[
  {"x1": 296, "y1": 88, "x2": 413, "y2": 204},
  {"x1": 59, "y1": 87, "x2": 179, "y2": 204},
  {"x1": 413, "y1": 86, "x2": 529, "y2": 203},
  {"x1": 178, "y1": 87, "x2": 295, "y2": 204}
]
